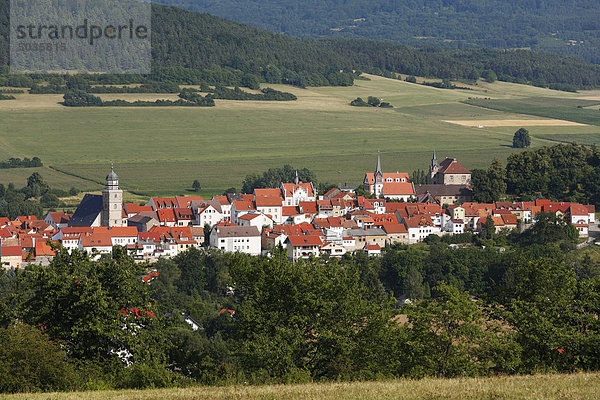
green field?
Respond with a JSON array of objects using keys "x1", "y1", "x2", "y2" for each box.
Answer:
[
  {"x1": 1, "y1": 75, "x2": 599, "y2": 198},
  {"x1": 2, "y1": 373, "x2": 600, "y2": 400}
]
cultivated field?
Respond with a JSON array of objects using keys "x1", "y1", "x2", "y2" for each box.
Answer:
[
  {"x1": 1, "y1": 75, "x2": 599, "y2": 197},
  {"x1": 2, "y1": 373, "x2": 600, "y2": 400},
  {"x1": 444, "y1": 119, "x2": 588, "y2": 127}
]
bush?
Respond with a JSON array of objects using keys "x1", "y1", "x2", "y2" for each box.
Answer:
[
  {"x1": 0, "y1": 324, "x2": 75, "y2": 393},
  {"x1": 512, "y1": 128, "x2": 531, "y2": 148},
  {"x1": 63, "y1": 91, "x2": 103, "y2": 107},
  {"x1": 350, "y1": 97, "x2": 370, "y2": 107}
]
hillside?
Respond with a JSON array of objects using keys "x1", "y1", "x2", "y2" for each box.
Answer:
[
  {"x1": 3, "y1": 1, "x2": 600, "y2": 89},
  {"x1": 1, "y1": 74, "x2": 599, "y2": 196},
  {"x1": 153, "y1": 0, "x2": 600, "y2": 64}
]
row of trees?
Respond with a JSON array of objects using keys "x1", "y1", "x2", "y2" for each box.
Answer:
[
  {"x1": 0, "y1": 157, "x2": 42, "y2": 169},
  {"x1": 63, "y1": 90, "x2": 216, "y2": 107}
]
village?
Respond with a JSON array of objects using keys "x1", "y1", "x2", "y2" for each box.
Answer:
[{"x1": 0, "y1": 153, "x2": 596, "y2": 268}]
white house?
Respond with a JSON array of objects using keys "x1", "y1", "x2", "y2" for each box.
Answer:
[
  {"x1": 281, "y1": 173, "x2": 317, "y2": 206},
  {"x1": 444, "y1": 219, "x2": 465, "y2": 234},
  {"x1": 321, "y1": 242, "x2": 347, "y2": 257},
  {"x1": 107, "y1": 227, "x2": 138, "y2": 247},
  {"x1": 212, "y1": 196, "x2": 232, "y2": 222},
  {"x1": 210, "y1": 226, "x2": 261, "y2": 256},
  {"x1": 363, "y1": 153, "x2": 415, "y2": 200},
  {"x1": 254, "y1": 188, "x2": 284, "y2": 224},
  {"x1": 285, "y1": 235, "x2": 323, "y2": 261},
  {"x1": 404, "y1": 215, "x2": 441, "y2": 244},
  {"x1": 237, "y1": 212, "x2": 274, "y2": 230},
  {"x1": 192, "y1": 201, "x2": 224, "y2": 228},
  {"x1": 53, "y1": 227, "x2": 93, "y2": 253},
  {"x1": 79, "y1": 232, "x2": 113, "y2": 260},
  {"x1": 230, "y1": 200, "x2": 256, "y2": 225}
]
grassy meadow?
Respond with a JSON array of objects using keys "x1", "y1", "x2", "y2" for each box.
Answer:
[
  {"x1": 2, "y1": 373, "x2": 600, "y2": 400},
  {"x1": 1, "y1": 75, "x2": 599, "y2": 198}
]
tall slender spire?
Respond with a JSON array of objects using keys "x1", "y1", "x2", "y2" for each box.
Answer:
[
  {"x1": 294, "y1": 170, "x2": 299, "y2": 185},
  {"x1": 374, "y1": 151, "x2": 383, "y2": 185}
]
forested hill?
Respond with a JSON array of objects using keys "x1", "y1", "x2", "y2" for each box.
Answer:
[
  {"x1": 2, "y1": 1, "x2": 600, "y2": 89},
  {"x1": 153, "y1": 0, "x2": 600, "y2": 64}
]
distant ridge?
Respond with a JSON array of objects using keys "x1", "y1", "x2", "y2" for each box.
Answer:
[
  {"x1": 153, "y1": 0, "x2": 600, "y2": 64},
  {"x1": 2, "y1": 1, "x2": 600, "y2": 89}
]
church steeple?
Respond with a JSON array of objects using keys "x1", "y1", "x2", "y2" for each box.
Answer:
[
  {"x1": 102, "y1": 164, "x2": 123, "y2": 227},
  {"x1": 294, "y1": 170, "x2": 299, "y2": 185},
  {"x1": 374, "y1": 151, "x2": 383, "y2": 184}
]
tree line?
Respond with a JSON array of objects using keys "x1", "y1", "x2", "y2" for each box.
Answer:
[
  {"x1": 0, "y1": 157, "x2": 42, "y2": 169},
  {"x1": 472, "y1": 143, "x2": 600, "y2": 205}
]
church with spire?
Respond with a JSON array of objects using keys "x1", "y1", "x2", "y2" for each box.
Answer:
[
  {"x1": 280, "y1": 170, "x2": 317, "y2": 206},
  {"x1": 69, "y1": 165, "x2": 124, "y2": 227},
  {"x1": 363, "y1": 152, "x2": 415, "y2": 200}
]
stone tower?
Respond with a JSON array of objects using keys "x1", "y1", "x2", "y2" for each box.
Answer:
[{"x1": 101, "y1": 165, "x2": 123, "y2": 227}]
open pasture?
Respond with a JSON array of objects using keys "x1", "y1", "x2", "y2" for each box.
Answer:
[
  {"x1": 2, "y1": 372, "x2": 599, "y2": 400},
  {"x1": 1, "y1": 75, "x2": 599, "y2": 196}
]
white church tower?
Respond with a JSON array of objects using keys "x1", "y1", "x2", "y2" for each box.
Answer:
[
  {"x1": 373, "y1": 151, "x2": 384, "y2": 197},
  {"x1": 101, "y1": 165, "x2": 123, "y2": 227}
]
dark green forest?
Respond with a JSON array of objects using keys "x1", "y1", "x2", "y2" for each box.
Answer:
[
  {"x1": 153, "y1": 0, "x2": 600, "y2": 64},
  {"x1": 3, "y1": 1, "x2": 600, "y2": 89}
]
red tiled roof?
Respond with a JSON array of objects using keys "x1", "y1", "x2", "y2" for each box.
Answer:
[
  {"x1": 383, "y1": 182, "x2": 415, "y2": 196},
  {"x1": 123, "y1": 203, "x2": 153, "y2": 215},
  {"x1": 48, "y1": 211, "x2": 72, "y2": 224},
  {"x1": 139, "y1": 232, "x2": 161, "y2": 242},
  {"x1": 176, "y1": 196, "x2": 205, "y2": 208},
  {"x1": 287, "y1": 235, "x2": 323, "y2": 247},
  {"x1": 569, "y1": 204, "x2": 589, "y2": 216},
  {"x1": 157, "y1": 208, "x2": 176, "y2": 222},
  {"x1": 151, "y1": 197, "x2": 178, "y2": 209},
  {"x1": 81, "y1": 233, "x2": 112, "y2": 247},
  {"x1": 0, "y1": 228, "x2": 13, "y2": 239},
  {"x1": 173, "y1": 207, "x2": 194, "y2": 220},
  {"x1": 1, "y1": 245, "x2": 22, "y2": 257},
  {"x1": 233, "y1": 200, "x2": 256, "y2": 211},
  {"x1": 364, "y1": 172, "x2": 410, "y2": 185},
  {"x1": 404, "y1": 215, "x2": 434, "y2": 228},
  {"x1": 501, "y1": 214, "x2": 518, "y2": 225},
  {"x1": 212, "y1": 195, "x2": 231, "y2": 206},
  {"x1": 254, "y1": 189, "x2": 284, "y2": 207},
  {"x1": 282, "y1": 206, "x2": 300, "y2": 216},
  {"x1": 381, "y1": 223, "x2": 407, "y2": 234},
  {"x1": 35, "y1": 241, "x2": 56, "y2": 256},
  {"x1": 107, "y1": 226, "x2": 138, "y2": 237},
  {"x1": 299, "y1": 201, "x2": 318, "y2": 214},
  {"x1": 438, "y1": 158, "x2": 471, "y2": 175}
]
